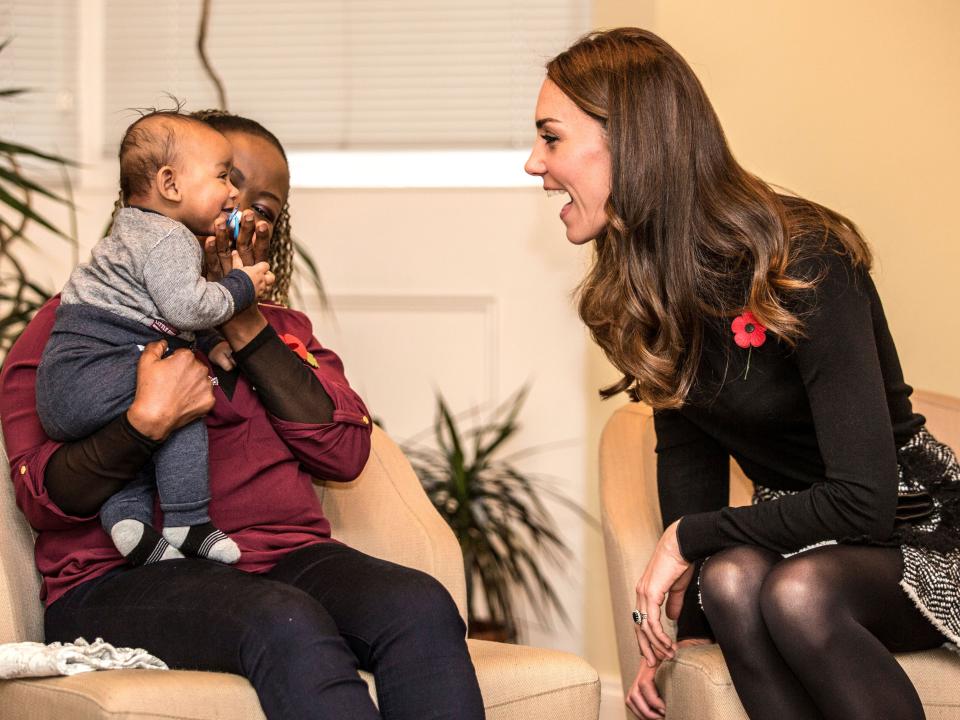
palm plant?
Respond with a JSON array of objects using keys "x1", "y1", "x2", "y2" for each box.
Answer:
[
  {"x1": 403, "y1": 387, "x2": 596, "y2": 642},
  {"x1": 0, "y1": 39, "x2": 77, "y2": 360}
]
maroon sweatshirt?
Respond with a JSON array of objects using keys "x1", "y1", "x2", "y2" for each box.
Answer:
[{"x1": 1, "y1": 297, "x2": 372, "y2": 606}]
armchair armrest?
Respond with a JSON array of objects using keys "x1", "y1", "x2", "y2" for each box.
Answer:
[
  {"x1": 599, "y1": 403, "x2": 662, "y2": 695},
  {"x1": 315, "y1": 425, "x2": 468, "y2": 620}
]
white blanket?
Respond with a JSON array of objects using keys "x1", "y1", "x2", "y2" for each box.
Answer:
[{"x1": 0, "y1": 637, "x2": 167, "y2": 679}]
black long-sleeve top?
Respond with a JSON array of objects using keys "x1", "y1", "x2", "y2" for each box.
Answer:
[{"x1": 656, "y1": 248, "x2": 923, "y2": 637}]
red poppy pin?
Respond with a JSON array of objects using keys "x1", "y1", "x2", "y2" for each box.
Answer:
[
  {"x1": 280, "y1": 333, "x2": 320, "y2": 369},
  {"x1": 731, "y1": 311, "x2": 766, "y2": 379}
]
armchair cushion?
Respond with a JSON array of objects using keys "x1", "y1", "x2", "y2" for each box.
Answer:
[
  {"x1": 0, "y1": 642, "x2": 601, "y2": 720},
  {"x1": 657, "y1": 645, "x2": 960, "y2": 720}
]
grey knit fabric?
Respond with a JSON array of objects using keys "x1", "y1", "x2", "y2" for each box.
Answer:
[{"x1": 61, "y1": 207, "x2": 254, "y2": 340}]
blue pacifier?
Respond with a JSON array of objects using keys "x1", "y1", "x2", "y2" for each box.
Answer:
[{"x1": 227, "y1": 207, "x2": 242, "y2": 241}]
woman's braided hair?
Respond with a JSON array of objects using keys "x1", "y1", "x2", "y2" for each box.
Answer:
[
  {"x1": 191, "y1": 109, "x2": 293, "y2": 306},
  {"x1": 107, "y1": 109, "x2": 295, "y2": 306}
]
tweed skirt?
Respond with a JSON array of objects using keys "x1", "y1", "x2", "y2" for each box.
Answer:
[{"x1": 753, "y1": 427, "x2": 960, "y2": 647}]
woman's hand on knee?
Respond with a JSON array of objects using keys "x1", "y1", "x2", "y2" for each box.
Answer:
[
  {"x1": 626, "y1": 659, "x2": 665, "y2": 718},
  {"x1": 635, "y1": 520, "x2": 691, "y2": 666},
  {"x1": 127, "y1": 340, "x2": 216, "y2": 441}
]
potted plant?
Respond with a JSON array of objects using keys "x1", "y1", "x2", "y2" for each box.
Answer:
[
  {"x1": 0, "y1": 39, "x2": 78, "y2": 361},
  {"x1": 403, "y1": 386, "x2": 596, "y2": 642}
]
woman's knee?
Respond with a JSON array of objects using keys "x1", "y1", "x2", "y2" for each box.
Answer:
[
  {"x1": 700, "y1": 545, "x2": 778, "y2": 620},
  {"x1": 759, "y1": 554, "x2": 839, "y2": 637},
  {"x1": 236, "y1": 583, "x2": 340, "y2": 651},
  {"x1": 384, "y1": 570, "x2": 465, "y2": 640}
]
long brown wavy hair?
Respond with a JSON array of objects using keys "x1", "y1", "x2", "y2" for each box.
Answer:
[{"x1": 548, "y1": 28, "x2": 872, "y2": 408}]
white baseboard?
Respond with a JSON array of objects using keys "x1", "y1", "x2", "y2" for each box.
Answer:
[{"x1": 599, "y1": 673, "x2": 627, "y2": 720}]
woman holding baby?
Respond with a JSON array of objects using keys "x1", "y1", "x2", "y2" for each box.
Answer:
[{"x1": 0, "y1": 110, "x2": 485, "y2": 720}]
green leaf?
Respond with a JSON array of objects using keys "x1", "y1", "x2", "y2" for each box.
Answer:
[
  {"x1": 437, "y1": 394, "x2": 465, "y2": 471},
  {"x1": 0, "y1": 183, "x2": 69, "y2": 237},
  {"x1": 291, "y1": 236, "x2": 327, "y2": 309},
  {"x1": 0, "y1": 164, "x2": 72, "y2": 205},
  {"x1": 0, "y1": 139, "x2": 76, "y2": 166}
]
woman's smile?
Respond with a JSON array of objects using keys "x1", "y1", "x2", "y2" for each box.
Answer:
[{"x1": 525, "y1": 79, "x2": 611, "y2": 245}]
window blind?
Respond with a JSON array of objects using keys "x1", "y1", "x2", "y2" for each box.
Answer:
[
  {"x1": 0, "y1": 1, "x2": 78, "y2": 163},
  {"x1": 103, "y1": 0, "x2": 589, "y2": 153}
]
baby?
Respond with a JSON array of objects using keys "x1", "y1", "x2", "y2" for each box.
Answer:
[{"x1": 36, "y1": 111, "x2": 273, "y2": 566}]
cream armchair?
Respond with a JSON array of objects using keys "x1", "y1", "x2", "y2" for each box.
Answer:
[
  {"x1": 0, "y1": 424, "x2": 600, "y2": 719},
  {"x1": 600, "y1": 390, "x2": 960, "y2": 720}
]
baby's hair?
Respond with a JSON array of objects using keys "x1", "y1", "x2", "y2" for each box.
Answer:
[{"x1": 119, "y1": 105, "x2": 209, "y2": 204}]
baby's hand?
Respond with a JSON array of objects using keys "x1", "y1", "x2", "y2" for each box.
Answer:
[
  {"x1": 232, "y1": 251, "x2": 275, "y2": 299},
  {"x1": 208, "y1": 341, "x2": 235, "y2": 371}
]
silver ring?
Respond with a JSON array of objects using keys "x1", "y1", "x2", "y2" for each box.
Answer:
[{"x1": 632, "y1": 609, "x2": 647, "y2": 626}]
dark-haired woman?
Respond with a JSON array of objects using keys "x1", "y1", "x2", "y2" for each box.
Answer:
[
  {"x1": 0, "y1": 111, "x2": 484, "y2": 720},
  {"x1": 525, "y1": 28, "x2": 959, "y2": 720}
]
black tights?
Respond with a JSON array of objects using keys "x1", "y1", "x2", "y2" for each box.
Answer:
[{"x1": 699, "y1": 545, "x2": 946, "y2": 720}]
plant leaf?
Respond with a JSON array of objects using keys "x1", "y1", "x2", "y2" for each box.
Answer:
[
  {"x1": 401, "y1": 383, "x2": 596, "y2": 638},
  {"x1": 0, "y1": 164, "x2": 72, "y2": 205},
  {"x1": 0, "y1": 183, "x2": 69, "y2": 237},
  {"x1": 0, "y1": 139, "x2": 76, "y2": 166},
  {"x1": 291, "y1": 236, "x2": 327, "y2": 309}
]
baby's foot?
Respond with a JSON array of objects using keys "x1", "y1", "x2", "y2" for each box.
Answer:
[
  {"x1": 111, "y1": 519, "x2": 184, "y2": 565},
  {"x1": 163, "y1": 522, "x2": 240, "y2": 564}
]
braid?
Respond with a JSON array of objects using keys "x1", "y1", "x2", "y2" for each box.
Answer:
[
  {"x1": 268, "y1": 202, "x2": 293, "y2": 306},
  {"x1": 103, "y1": 189, "x2": 125, "y2": 237}
]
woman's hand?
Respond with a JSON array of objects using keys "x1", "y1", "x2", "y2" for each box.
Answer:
[
  {"x1": 203, "y1": 210, "x2": 271, "y2": 282},
  {"x1": 126, "y1": 340, "x2": 216, "y2": 441},
  {"x1": 634, "y1": 520, "x2": 693, "y2": 667},
  {"x1": 626, "y1": 658, "x2": 664, "y2": 719},
  {"x1": 201, "y1": 211, "x2": 272, "y2": 351},
  {"x1": 207, "y1": 340, "x2": 236, "y2": 371},
  {"x1": 626, "y1": 637, "x2": 713, "y2": 719}
]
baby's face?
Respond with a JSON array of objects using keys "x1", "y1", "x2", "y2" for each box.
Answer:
[{"x1": 173, "y1": 126, "x2": 239, "y2": 237}]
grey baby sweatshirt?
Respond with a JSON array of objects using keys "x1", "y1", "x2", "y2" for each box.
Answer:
[{"x1": 61, "y1": 207, "x2": 255, "y2": 339}]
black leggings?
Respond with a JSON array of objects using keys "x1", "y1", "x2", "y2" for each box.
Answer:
[
  {"x1": 45, "y1": 542, "x2": 485, "y2": 720},
  {"x1": 699, "y1": 544, "x2": 947, "y2": 720}
]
